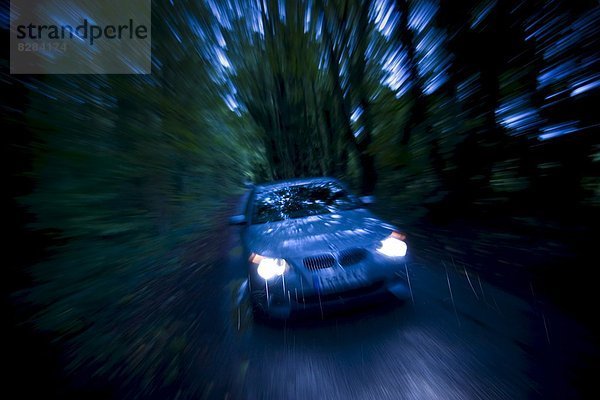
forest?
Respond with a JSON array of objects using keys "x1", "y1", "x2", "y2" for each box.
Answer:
[{"x1": 4, "y1": 0, "x2": 599, "y2": 398}]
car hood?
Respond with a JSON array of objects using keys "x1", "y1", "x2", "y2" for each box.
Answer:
[{"x1": 245, "y1": 208, "x2": 396, "y2": 259}]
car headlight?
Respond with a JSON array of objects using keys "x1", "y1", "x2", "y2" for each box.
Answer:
[
  {"x1": 250, "y1": 254, "x2": 289, "y2": 280},
  {"x1": 377, "y1": 232, "x2": 407, "y2": 257}
]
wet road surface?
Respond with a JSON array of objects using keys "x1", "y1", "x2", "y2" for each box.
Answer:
[{"x1": 171, "y1": 211, "x2": 596, "y2": 400}]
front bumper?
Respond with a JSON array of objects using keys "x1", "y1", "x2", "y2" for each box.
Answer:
[{"x1": 251, "y1": 274, "x2": 410, "y2": 319}]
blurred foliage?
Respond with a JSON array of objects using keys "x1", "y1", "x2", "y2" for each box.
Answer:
[
  {"x1": 3, "y1": 0, "x2": 599, "y2": 395},
  {"x1": 7, "y1": 0, "x2": 265, "y2": 387}
]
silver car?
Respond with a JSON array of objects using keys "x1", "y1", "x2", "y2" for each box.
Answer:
[{"x1": 230, "y1": 177, "x2": 410, "y2": 319}]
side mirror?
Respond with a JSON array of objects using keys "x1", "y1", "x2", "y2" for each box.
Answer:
[
  {"x1": 359, "y1": 195, "x2": 376, "y2": 205},
  {"x1": 229, "y1": 215, "x2": 247, "y2": 226}
]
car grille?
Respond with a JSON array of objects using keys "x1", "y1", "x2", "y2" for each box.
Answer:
[
  {"x1": 338, "y1": 248, "x2": 368, "y2": 266},
  {"x1": 303, "y1": 254, "x2": 336, "y2": 271}
]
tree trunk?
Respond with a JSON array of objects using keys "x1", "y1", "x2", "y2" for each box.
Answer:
[
  {"x1": 351, "y1": 0, "x2": 377, "y2": 194},
  {"x1": 395, "y1": 0, "x2": 427, "y2": 146}
]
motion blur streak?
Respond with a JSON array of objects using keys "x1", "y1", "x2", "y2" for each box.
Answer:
[{"x1": 3, "y1": 0, "x2": 599, "y2": 399}]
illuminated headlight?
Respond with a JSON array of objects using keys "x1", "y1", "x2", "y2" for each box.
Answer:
[
  {"x1": 250, "y1": 254, "x2": 289, "y2": 280},
  {"x1": 377, "y1": 233, "x2": 407, "y2": 257}
]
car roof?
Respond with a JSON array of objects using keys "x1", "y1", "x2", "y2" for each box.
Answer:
[{"x1": 254, "y1": 177, "x2": 340, "y2": 193}]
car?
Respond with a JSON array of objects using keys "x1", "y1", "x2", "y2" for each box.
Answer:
[{"x1": 229, "y1": 177, "x2": 410, "y2": 319}]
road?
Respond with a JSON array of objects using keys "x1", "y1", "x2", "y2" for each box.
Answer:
[{"x1": 164, "y1": 206, "x2": 596, "y2": 400}]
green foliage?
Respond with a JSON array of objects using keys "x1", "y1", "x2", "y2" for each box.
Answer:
[{"x1": 18, "y1": 0, "x2": 265, "y2": 381}]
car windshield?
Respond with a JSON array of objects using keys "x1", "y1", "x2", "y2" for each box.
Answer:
[{"x1": 252, "y1": 181, "x2": 360, "y2": 224}]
